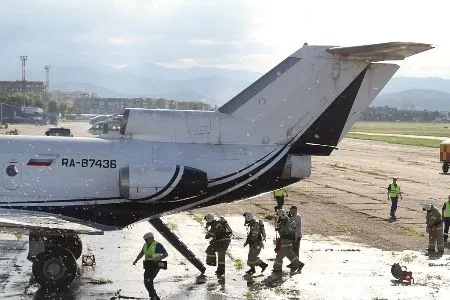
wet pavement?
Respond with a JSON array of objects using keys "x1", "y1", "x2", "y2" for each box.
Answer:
[{"x1": 1, "y1": 213, "x2": 450, "y2": 299}]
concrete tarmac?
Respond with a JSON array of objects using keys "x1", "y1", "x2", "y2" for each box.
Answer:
[{"x1": 1, "y1": 214, "x2": 450, "y2": 300}]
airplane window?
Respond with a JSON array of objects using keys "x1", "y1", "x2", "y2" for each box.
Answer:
[{"x1": 6, "y1": 165, "x2": 18, "y2": 177}]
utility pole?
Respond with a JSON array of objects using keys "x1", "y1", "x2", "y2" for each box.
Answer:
[{"x1": 44, "y1": 65, "x2": 50, "y2": 100}]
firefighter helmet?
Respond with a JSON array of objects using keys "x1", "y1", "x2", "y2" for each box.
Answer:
[
  {"x1": 277, "y1": 209, "x2": 288, "y2": 219},
  {"x1": 422, "y1": 203, "x2": 432, "y2": 211},
  {"x1": 243, "y1": 212, "x2": 254, "y2": 222},
  {"x1": 204, "y1": 214, "x2": 215, "y2": 223}
]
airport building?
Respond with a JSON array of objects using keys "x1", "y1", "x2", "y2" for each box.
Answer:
[
  {"x1": 48, "y1": 90, "x2": 95, "y2": 105},
  {"x1": 73, "y1": 97, "x2": 213, "y2": 114},
  {"x1": 0, "y1": 81, "x2": 45, "y2": 94}
]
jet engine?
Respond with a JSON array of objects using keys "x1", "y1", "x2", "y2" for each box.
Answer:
[
  {"x1": 280, "y1": 154, "x2": 311, "y2": 179},
  {"x1": 119, "y1": 164, "x2": 207, "y2": 201}
]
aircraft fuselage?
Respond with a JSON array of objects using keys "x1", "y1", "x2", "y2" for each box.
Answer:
[{"x1": 0, "y1": 135, "x2": 303, "y2": 228}]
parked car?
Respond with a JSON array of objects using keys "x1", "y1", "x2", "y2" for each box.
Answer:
[{"x1": 45, "y1": 128, "x2": 72, "y2": 137}]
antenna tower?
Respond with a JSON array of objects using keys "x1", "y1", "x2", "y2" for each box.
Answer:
[{"x1": 20, "y1": 55, "x2": 28, "y2": 93}]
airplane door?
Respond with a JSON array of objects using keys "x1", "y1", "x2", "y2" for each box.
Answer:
[{"x1": 2, "y1": 163, "x2": 22, "y2": 190}]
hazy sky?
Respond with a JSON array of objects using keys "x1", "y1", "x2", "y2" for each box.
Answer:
[{"x1": 0, "y1": 0, "x2": 448, "y2": 77}]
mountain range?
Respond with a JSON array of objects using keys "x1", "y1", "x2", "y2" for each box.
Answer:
[{"x1": 2, "y1": 63, "x2": 450, "y2": 110}]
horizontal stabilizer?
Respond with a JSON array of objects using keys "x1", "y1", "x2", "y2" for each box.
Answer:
[{"x1": 327, "y1": 42, "x2": 434, "y2": 61}]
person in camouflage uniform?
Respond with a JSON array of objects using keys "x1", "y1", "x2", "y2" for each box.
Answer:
[
  {"x1": 272, "y1": 209, "x2": 305, "y2": 274},
  {"x1": 204, "y1": 214, "x2": 233, "y2": 276},
  {"x1": 423, "y1": 203, "x2": 444, "y2": 255},
  {"x1": 242, "y1": 212, "x2": 269, "y2": 274}
]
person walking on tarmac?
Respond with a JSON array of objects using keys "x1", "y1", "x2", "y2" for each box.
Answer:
[
  {"x1": 387, "y1": 177, "x2": 402, "y2": 219},
  {"x1": 133, "y1": 232, "x2": 168, "y2": 300},
  {"x1": 423, "y1": 203, "x2": 445, "y2": 255},
  {"x1": 289, "y1": 205, "x2": 302, "y2": 258},
  {"x1": 204, "y1": 214, "x2": 233, "y2": 276},
  {"x1": 242, "y1": 212, "x2": 269, "y2": 274},
  {"x1": 272, "y1": 209, "x2": 305, "y2": 274},
  {"x1": 442, "y1": 195, "x2": 450, "y2": 243},
  {"x1": 273, "y1": 187, "x2": 288, "y2": 210}
]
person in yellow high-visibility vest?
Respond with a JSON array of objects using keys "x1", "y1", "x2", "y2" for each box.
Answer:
[
  {"x1": 442, "y1": 195, "x2": 450, "y2": 243},
  {"x1": 387, "y1": 177, "x2": 402, "y2": 220},
  {"x1": 273, "y1": 188, "x2": 288, "y2": 210},
  {"x1": 133, "y1": 232, "x2": 168, "y2": 300}
]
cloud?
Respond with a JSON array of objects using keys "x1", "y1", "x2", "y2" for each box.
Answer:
[
  {"x1": 0, "y1": 0, "x2": 448, "y2": 77},
  {"x1": 0, "y1": 0, "x2": 274, "y2": 71}
]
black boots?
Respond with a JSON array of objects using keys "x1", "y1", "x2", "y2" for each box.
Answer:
[
  {"x1": 259, "y1": 262, "x2": 268, "y2": 273},
  {"x1": 245, "y1": 267, "x2": 256, "y2": 274},
  {"x1": 215, "y1": 266, "x2": 225, "y2": 276}
]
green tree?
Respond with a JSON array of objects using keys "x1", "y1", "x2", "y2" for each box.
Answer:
[
  {"x1": 47, "y1": 100, "x2": 59, "y2": 113},
  {"x1": 8, "y1": 93, "x2": 32, "y2": 106},
  {"x1": 58, "y1": 102, "x2": 68, "y2": 117},
  {"x1": 33, "y1": 99, "x2": 45, "y2": 108}
]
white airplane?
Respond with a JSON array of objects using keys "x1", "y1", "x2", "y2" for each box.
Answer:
[{"x1": 0, "y1": 42, "x2": 432, "y2": 288}]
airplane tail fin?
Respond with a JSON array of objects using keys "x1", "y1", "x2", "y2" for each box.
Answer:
[{"x1": 218, "y1": 42, "x2": 433, "y2": 148}]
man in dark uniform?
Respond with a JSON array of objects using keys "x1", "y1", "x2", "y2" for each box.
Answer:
[
  {"x1": 133, "y1": 232, "x2": 168, "y2": 300},
  {"x1": 243, "y1": 212, "x2": 268, "y2": 274},
  {"x1": 423, "y1": 203, "x2": 444, "y2": 255},
  {"x1": 204, "y1": 214, "x2": 233, "y2": 276},
  {"x1": 272, "y1": 209, "x2": 304, "y2": 274}
]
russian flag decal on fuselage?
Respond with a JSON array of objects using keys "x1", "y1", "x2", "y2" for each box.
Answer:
[
  {"x1": 26, "y1": 155, "x2": 59, "y2": 166},
  {"x1": 27, "y1": 158, "x2": 54, "y2": 166}
]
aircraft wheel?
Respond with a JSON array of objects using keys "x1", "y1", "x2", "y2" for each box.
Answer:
[
  {"x1": 443, "y1": 162, "x2": 449, "y2": 174},
  {"x1": 32, "y1": 247, "x2": 77, "y2": 288}
]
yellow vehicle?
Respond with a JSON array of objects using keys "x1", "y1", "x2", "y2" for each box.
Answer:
[{"x1": 440, "y1": 139, "x2": 450, "y2": 173}]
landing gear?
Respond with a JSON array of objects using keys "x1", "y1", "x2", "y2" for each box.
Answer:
[
  {"x1": 32, "y1": 247, "x2": 77, "y2": 288},
  {"x1": 46, "y1": 235, "x2": 83, "y2": 260},
  {"x1": 28, "y1": 233, "x2": 82, "y2": 288},
  {"x1": 443, "y1": 162, "x2": 449, "y2": 174}
]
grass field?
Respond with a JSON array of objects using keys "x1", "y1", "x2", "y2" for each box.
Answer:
[
  {"x1": 346, "y1": 133, "x2": 442, "y2": 148},
  {"x1": 347, "y1": 122, "x2": 450, "y2": 148},
  {"x1": 350, "y1": 122, "x2": 450, "y2": 136}
]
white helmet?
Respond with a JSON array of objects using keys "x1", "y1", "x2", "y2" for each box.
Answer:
[
  {"x1": 422, "y1": 203, "x2": 433, "y2": 211},
  {"x1": 204, "y1": 214, "x2": 214, "y2": 223},
  {"x1": 143, "y1": 232, "x2": 154, "y2": 240},
  {"x1": 277, "y1": 209, "x2": 288, "y2": 219},
  {"x1": 243, "y1": 212, "x2": 254, "y2": 222}
]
